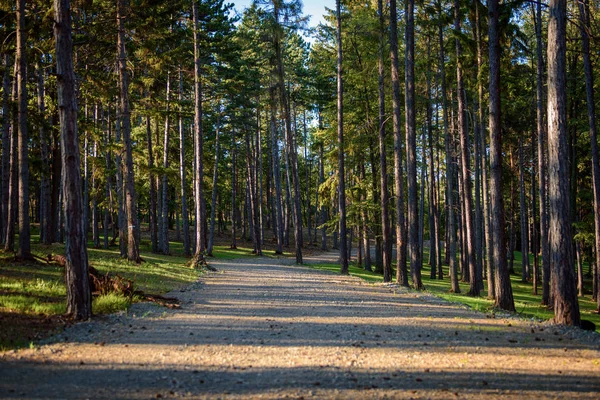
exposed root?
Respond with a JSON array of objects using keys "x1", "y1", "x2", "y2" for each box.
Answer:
[
  {"x1": 44, "y1": 253, "x2": 180, "y2": 309},
  {"x1": 189, "y1": 253, "x2": 217, "y2": 271}
]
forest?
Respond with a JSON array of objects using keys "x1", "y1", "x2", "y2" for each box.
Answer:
[{"x1": 0, "y1": 0, "x2": 598, "y2": 330}]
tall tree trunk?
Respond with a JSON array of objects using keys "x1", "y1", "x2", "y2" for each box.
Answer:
[
  {"x1": 245, "y1": 126, "x2": 261, "y2": 256},
  {"x1": 4, "y1": 80, "x2": 17, "y2": 252},
  {"x1": 178, "y1": 68, "x2": 190, "y2": 257},
  {"x1": 273, "y1": 6, "x2": 302, "y2": 264},
  {"x1": 115, "y1": 108, "x2": 126, "y2": 257},
  {"x1": 336, "y1": 0, "x2": 348, "y2": 274},
  {"x1": 547, "y1": 0, "x2": 580, "y2": 326},
  {"x1": 532, "y1": 0, "x2": 550, "y2": 306},
  {"x1": 426, "y1": 37, "x2": 438, "y2": 280},
  {"x1": 488, "y1": 0, "x2": 515, "y2": 311},
  {"x1": 303, "y1": 110, "x2": 311, "y2": 243},
  {"x1": 319, "y1": 142, "x2": 327, "y2": 251},
  {"x1": 92, "y1": 136, "x2": 100, "y2": 249},
  {"x1": 406, "y1": 0, "x2": 422, "y2": 289},
  {"x1": 16, "y1": 0, "x2": 30, "y2": 259},
  {"x1": 578, "y1": 0, "x2": 600, "y2": 312},
  {"x1": 192, "y1": 1, "x2": 206, "y2": 263},
  {"x1": 54, "y1": 0, "x2": 91, "y2": 320},
  {"x1": 519, "y1": 137, "x2": 530, "y2": 282},
  {"x1": 270, "y1": 86, "x2": 284, "y2": 254},
  {"x1": 472, "y1": 0, "x2": 484, "y2": 291},
  {"x1": 103, "y1": 108, "x2": 112, "y2": 250},
  {"x1": 207, "y1": 108, "x2": 221, "y2": 256},
  {"x1": 0, "y1": 54, "x2": 10, "y2": 245},
  {"x1": 455, "y1": 0, "x2": 478, "y2": 295},
  {"x1": 231, "y1": 127, "x2": 237, "y2": 249},
  {"x1": 377, "y1": 0, "x2": 391, "y2": 282},
  {"x1": 438, "y1": 0, "x2": 457, "y2": 290},
  {"x1": 37, "y1": 61, "x2": 52, "y2": 245},
  {"x1": 161, "y1": 73, "x2": 171, "y2": 255},
  {"x1": 359, "y1": 161, "x2": 372, "y2": 271},
  {"x1": 475, "y1": 0, "x2": 494, "y2": 298},
  {"x1": 390, "y1": 0, "x2": 407, "y2": 286},
  {"x1": 117, "y1": 0, "x2": 140, "y2": 262}
]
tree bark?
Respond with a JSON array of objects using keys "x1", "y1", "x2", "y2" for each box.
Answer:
[
  {"x1": 160, "y1": 73, "x2": 171, "y2": 255},
  {"x1": 37, "y1": 61, "x2": 52, "y2": 245},
  {"x1": 455, "y1": 0, "x2": 477, "y2": 295},
  {"x1": 406, "y1": 0, "x2": 422, "y2": 289},
  {"x1": 488, "y1": 0, "x2": 515, "y2": 311},
  {"x1": 390, "y1": 0, "x2": 407, "y2": 286},
  {"x1": 377, "y1": 0, "x2": 391, "y2": 282},
  {"x1": 16, "y1": 0, "x2": 30, "y2": 259},
  {"x1": 117, "y1": 0, "x2": 140, "y2": 262},
  {"x1": 336, "y1": 0, "x2": 348, "y2": 274},
  {"x1": 177, "y1": 68, "x2": 191, "y2": 257},
  {"x1": 54, "y1": 0, "x2": 92, "y2": 320},
  {"x1": 578, "y1": 0, "x2": 600, "y2": 311},
  {"x1": 0, "y1": 54, "x2": 10, "y2": 246},
  {"x1": 192, "y1": 1, "x2": 206, "y2": 262},
  {"x1": 207, "y1": 107, "x2": 221, "y2": 256},
  {"x1": 547, "y1": 0, "x2": 580, "y2": 326},
  {"x1": 519, "y1": 137, "x2": 530, "y2": 282},
  {"x1": 270, "y1": 85, "x2": 284, "y2": 254}
]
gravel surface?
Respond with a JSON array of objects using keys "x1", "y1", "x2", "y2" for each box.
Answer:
[{"x1": 1, "y1": 252, "x2": 600, "y2": 399}]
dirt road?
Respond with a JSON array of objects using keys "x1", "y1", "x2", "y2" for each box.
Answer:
[{"x1": 1, "y1": 253, "x2": 599, "y2": 399}]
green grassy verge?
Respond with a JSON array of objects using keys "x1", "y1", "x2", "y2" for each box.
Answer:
[
  {"x1": 0, "y1": 229, "x2": 257, "y2": 349},
  {"x1": 310, "y1": 249, "x2": 600, "y2": 332}
]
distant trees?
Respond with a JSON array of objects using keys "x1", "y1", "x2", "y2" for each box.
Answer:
[{"x1": 1, "y1": 0, "x2": 597, "y2": 327}]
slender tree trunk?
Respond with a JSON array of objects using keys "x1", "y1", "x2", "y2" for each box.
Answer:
[
  {"x1": 476, "y1": 0, "x2": 494, "y2": 298},
  {"x1": 336, "y1": 0, "x2": 348, "y2": 274},
  {"x1": 274, "y1": 18, "x2": 302, "y2": 264},
  {"x1": 319, "y1": 142, "x2": 327, "y2": 251},
  {"x1": 54, "y1": 0, "x2": 91, "y2": 320},
  {"x1": 231, "y1": 127, "x2": 237, "y2": 249},
  {"x1": 390, "y1": 0, "x2": 407, "y2": 286},
  {"x1": 455, "y1": 0, "x2": 478, "y2": 295},
  {"x1": 103, "y1": 108, "x2": 112, "y2": 250},
  {"x1": 406, "y1": 0, "x2": 422, "y2": 289},
  {"x1": 192, "y1": 1, "x2": 206, "y2": 263},
  {"x1": 547, "y1": 0, "x2": 580, "y2": 326},
  {"x1": 532, "y1": 0, "x2": 550, "y2": 306},
  {"x1": 303, "y1": 111, "x2": 311, "y2": 243},
  {"x1": 4, "y1": 85, "x2": 17, "y2": 252},
  {"x1": 377, "y1": 0, "x2": 391, "y2": 282},
  {"x1": 426, "y1": 37, "x2": 437, "y2": 280},
  {"x1": 578, "y1": 0, "x2": 600, "y2": 311},
  {"x1": 359, "y1": 161, "x2": 372, "y2": 271},
  {"x1": 117, "y1": 0, "x2": 140, "y2": 262},
  {"x1": 488, "y1": 0, "x2": 515, "y2": 311},
  {"x1": 207, "y1": 108, "x2": 221, "y2": 256},
  {"x1": 16, "y1": 0, "x2": 30, "y2": 259},
  {"x1": 177, "y1": 67, "x2": 190, "y2": 257},
  {"x1": 519, "y1": 137, "x2": 530, "y2": 282},
  {"x1": 92, "y1": 136, "x2": 100, "y2": 249},
  {"x1": 270, "y1": 86, "x2": 284, "y2": 254},
  {"x1": 160, "y1": 73, "x2": 171, "y2": 255},
  {"x1": 0, "y1": 54, "x2": 10, "y2": 245},
  {"x1": 37, "y1": 61, "x2": 52, "y2": 245},
  {"x1": 245, "y1": 126, "x2": 261, "y2": 255}
]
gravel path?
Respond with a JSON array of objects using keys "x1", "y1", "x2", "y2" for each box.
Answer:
[{"x1": 1, "y1": 252, "x2": 600, "y2": 399}]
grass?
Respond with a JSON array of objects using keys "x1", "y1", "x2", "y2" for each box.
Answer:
[
  {"x1": 310, "y1": 248, "x2": 600, "y2": 332},
  {"x1": 0, "y1": 227, "x2": 258, "y2": 349}
]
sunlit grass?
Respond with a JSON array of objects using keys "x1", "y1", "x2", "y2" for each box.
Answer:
[{"x1": 310, "y1": 247, "x2": 600, "y2": 331}]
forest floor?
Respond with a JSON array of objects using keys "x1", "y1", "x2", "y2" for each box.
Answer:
[{"x1": 1, "y1": 250, "x2": 600, "y2": 399}]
